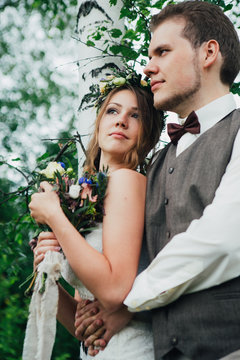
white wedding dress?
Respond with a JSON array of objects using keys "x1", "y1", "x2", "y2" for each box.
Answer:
[{"x1": 61, "y1": 224, "x2": 154, "y2": 360}]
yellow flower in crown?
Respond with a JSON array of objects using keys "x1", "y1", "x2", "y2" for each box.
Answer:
[
  {"x1": 141, "y1": 79, "x2": 148, "y2": 87},
  {"x1": 99, "y1": 82, "x2": 108, "y2": 93}
]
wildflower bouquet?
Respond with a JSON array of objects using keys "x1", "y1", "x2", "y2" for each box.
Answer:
[
  {"x1": 19, "y1": 138, "x2": 108, "y2": 295},
  {"x1": 35, "y1": 160, "x2": 108, "y2": 234}
]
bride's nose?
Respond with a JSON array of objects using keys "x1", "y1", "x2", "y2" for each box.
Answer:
[{"x1": 115, "y1": 114, "x2": 128, "y2": 128}]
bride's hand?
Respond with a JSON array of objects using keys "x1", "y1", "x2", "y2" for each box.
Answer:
[
  {"x1": 29, "y1": 181, "x2": 61, "y2": 225},
  {"x1": 33, "y1": 231, "x2": 61, "y2": 269}
]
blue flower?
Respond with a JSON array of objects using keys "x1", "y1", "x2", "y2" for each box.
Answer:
[
  {"x1": 78, "y1": 177, "x2": 85, "y2": 184},
  {"x1": 58, "y1": 162, "x2": 66, "y2": 169},
  {"x1": 79, "y1": 177, "x2": 92, "y2": 185}
]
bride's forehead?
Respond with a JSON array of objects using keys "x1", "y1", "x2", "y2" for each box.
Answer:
[{"x1": 110, "y1": 90, "x2": 137, "y2": 104}]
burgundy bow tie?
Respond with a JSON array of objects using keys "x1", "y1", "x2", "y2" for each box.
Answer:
[{"x1": 167, "y1": 111, "x2": 200, "y2": 145}]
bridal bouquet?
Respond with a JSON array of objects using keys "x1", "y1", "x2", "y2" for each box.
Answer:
[
  {"x1": 35, "y1": 160, "x2": 108, "y2": 233},
  {"x1": 23, "y1": 159, "x2": 108, "y2": 295}
]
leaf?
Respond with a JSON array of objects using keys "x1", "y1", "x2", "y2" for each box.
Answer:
[
  {"x1": 93, "y1": 32, "x2": 102, "y2": 41},
  {"x1": 120, "y1": 7, "x2": 138, "y2": 20},
  {"x1": 153, "y1": 0, "x2": 166, "y2": 10},
  {"x1": 55, "y1": 170, "x2": 63, "y2": 185},
  {"x1": 109, "y1": 0, "x2": 117, "y2": 5},
  {"x1": 37, "y1": 152, "x2": 50, "y2": 162},
  {"x1": 110, "y1": 29, "x2": 122, "y2": 38},
  {"x1": 86, "y1": 40, "x2": 95, "y2": 47},
  {"x1": 119, "y1": 45, "x2": 139, "y2": 60},
  {"x1": 109, "y1": 45, "x2": 121, "y2": 55},
  {"x1": 74, "y1": 205, "x2": 89, "y2": 215},
  {"x1": 11, "y1": 157, "x2": 21, "y2": 162},
  {"x1": 123, "y1": 29, "x2": 139, "y2": 40},
  {"x1": 230, "y1": 82, "x2": 240, "y2": 96},
  {"x1": 224, "y1": 4, "x2": 233, "y2": 11}
]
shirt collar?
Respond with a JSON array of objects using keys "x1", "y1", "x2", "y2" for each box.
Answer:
[{"x1": 178, "y1": 94, "x2": 236, "y2": 134}]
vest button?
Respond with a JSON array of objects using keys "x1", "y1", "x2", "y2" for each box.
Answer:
[
  {"x1": 171, "y1": 336, "x2": 178, "y2": 346},
  {"x1": 168, "y1": 167, "x2": 174, "y2": 174},
  {"x1": 166, "y1": 231, "x2": 171, "y2": 238},
  {"x1": 164, "y1": 198, "x2": 168, "y2": 205}
]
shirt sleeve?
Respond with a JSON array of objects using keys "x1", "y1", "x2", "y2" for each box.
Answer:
[{"x1": 124, "y1": 129, "x2": 240, "y2": 312}]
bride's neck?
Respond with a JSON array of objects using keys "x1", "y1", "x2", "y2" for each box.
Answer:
[{"x1": 99, "y1": 153, "x2": 126, "y2": 174}]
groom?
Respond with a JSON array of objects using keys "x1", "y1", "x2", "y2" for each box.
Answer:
[{"x1": 75, "y1": 1, "x2": 240, "y2": 359}]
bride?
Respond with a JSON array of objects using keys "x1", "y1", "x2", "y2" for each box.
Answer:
[{"x1": 29, "y1": 72, "x2": 164, "y2": 359}]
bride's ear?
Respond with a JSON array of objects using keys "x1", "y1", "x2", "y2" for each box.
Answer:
[{"x1": 202, "y1": 39, "x2": 220, "y2": 69}]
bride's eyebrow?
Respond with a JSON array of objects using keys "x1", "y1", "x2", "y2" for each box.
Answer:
[
  {"x1": 107, "y1": 102, "x2": 121, "y2": 107},
  {"x1": 107, "y1": 102, "x2": 139, "y2": 111}
]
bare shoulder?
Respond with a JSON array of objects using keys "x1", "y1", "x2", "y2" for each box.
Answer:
[
  {"x1": 109, "y1": 168, "x2": 146, "y2": 188},
  {"x1": 105, "y1": 169, "x2": 146, "y2": 212}
]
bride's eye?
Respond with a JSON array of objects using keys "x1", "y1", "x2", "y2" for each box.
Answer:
[
  {"x1": 106, "y1": 107, "x2": 118, "y2": 115},
  {"x1": 131, "y1": 112, "x2": 139, "y2": 119}
]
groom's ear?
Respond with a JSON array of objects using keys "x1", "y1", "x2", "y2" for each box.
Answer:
[{"x1": 201, "y1": 39, "x2": 220, "y2": 69}]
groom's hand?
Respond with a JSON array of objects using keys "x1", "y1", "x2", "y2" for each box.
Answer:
[
  {"x1": 75, "y1": 299, "x2": 105, "y2": 341},
  {"x1": 74, "y1": 299, "x2": 133, "y2": 356}
]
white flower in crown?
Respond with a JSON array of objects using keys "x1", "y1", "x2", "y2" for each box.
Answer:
[
  {"x1": 141, "y1": 79, "x2": 148, "y2": 87},
  {"x1": 68, "y1": 184, "x2": 81, "y2": 199},
  {"x1": 39, "y1": 162, "x2": 65, "y2": 179},
  {"x1": 112, "y1": 77, "x2": 126, "y2": 86}
]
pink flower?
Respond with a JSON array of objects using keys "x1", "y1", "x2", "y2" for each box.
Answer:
[{"x1": 81, "y1": 183, "x2": 98, "y2": 202}]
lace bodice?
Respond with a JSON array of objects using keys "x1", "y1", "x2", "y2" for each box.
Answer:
[{"x1": 61, "y1": 224, "x2": 102, "y2": 300}]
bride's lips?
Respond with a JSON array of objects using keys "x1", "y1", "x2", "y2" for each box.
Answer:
[
  {"x1": 110, "y1": 132, "x2": 128, "y2": 139},
  {"x1": 151, "y1": 80, "x2": 165, "y2": 92}
]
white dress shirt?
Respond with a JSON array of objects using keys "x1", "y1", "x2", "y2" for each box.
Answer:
[{"x1": 124, "y1": 93, "x2": 240, "y2": 312}]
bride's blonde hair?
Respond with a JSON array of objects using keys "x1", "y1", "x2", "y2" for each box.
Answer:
[{"x1": 84, "y1": 85, "x2": 164, "y2": 174}]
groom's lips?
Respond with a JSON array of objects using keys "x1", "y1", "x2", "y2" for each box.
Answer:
[{"x1": 151, "y1": 80, "x2": 165, "y2": 92}]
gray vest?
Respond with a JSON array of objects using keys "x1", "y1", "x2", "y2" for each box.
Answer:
[{"x1": 145, "y1": 109, "x2": 240, "y2": 359}]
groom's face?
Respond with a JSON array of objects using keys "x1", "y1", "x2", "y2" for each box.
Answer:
[{"x1": 144, "y1": 18, "x2": 201, "y2": 117}]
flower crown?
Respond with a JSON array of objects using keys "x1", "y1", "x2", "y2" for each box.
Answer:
[{"x1": 79, "y1": 68, "x2": 152, "y2": 113}]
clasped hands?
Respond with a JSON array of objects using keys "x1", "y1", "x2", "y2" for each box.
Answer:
[{"x1": 74, "y1": 299, "x2": 133, "y2": 356}]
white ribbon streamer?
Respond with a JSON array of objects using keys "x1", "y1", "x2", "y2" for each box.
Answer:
[{"x1": 22, "y1": 251, "x2": 64, "y2": 360}]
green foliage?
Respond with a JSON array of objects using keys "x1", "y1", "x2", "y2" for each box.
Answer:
[{"x1": 231, "y1": 82, "x2": 240, "y2": 95}]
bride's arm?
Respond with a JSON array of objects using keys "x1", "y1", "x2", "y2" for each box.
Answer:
[
  {"x1": 29, "y1": 168, "x2": 146, "y2": 311},
  {"x1": 56, "y1": 284, "x2": 78, "y2": 337}
]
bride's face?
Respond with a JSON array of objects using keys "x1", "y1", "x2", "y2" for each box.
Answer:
[{"x1": 98, "y1": 90, "x2": 140, "y2": 161}]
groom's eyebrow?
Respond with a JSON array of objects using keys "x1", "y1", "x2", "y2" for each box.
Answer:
[{"x1": 149, "y1": 44, "x2": 170, "y2": 58}]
